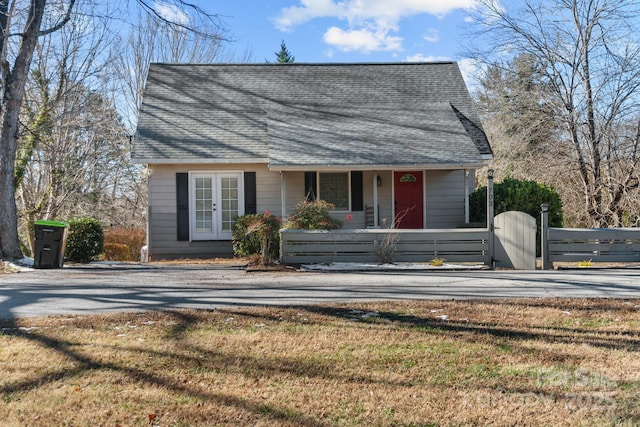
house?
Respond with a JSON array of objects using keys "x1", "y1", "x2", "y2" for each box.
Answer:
[{"x1": 132, "y1": 62, "x2": 492, "y2": 260}]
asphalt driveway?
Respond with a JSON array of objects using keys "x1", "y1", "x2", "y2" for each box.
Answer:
[{"x1": 1, "y1": 263, "x2": 640, "y2": 320}]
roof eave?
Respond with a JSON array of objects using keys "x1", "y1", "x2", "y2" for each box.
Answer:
[
  {"x1": 131, "y1": 157, "x2": 270, "y2": 165},
  {"x1": 269, "y1": 162, "x2": 489, "y2": 172}
]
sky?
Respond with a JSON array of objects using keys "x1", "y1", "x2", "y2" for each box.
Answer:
[{"x1": 195, "y1": 0, "x2": 484, "y2": 83}]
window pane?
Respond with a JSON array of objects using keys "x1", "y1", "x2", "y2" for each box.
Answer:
[
  {"x1": 196, "y1": 211, "x2": 212, "y2": 232},
  {"x1": 194, "y1": 177, "x2": 213, "y2": 232},
  {"x1": 319, "y1": 172, "x2": 349, "y2": 210},
  {"x1": 220, "y1": 176, "x2": 239, "y2": 232}
]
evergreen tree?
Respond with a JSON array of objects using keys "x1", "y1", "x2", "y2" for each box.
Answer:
[{"x1": 274, "y1": 40, "x2": 294, "y2": 63}]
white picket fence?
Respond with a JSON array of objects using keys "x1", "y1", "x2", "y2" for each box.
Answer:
[{"x1": 280, "y1": 228, "x2": 491, "y2": 265}]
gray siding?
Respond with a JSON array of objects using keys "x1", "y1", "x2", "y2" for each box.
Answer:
[
  {"x1": 147, "y1": 163, "x2": 281, "y2": 260},
  {"x1": 425, "y1": 170, "x2": 469, "y2": 228},
  {"x1": 146, "y1": 165, "x2": 474, "y2": 259},
  {"x1": 282, "y1": 171, "x2": 305, "y2": 215}
]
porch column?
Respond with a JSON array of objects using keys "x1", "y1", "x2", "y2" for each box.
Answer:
[
  {"x1": 464, "y1": 170, "x2": 470, "y2": 224},
  {"x1": 373, "y1": 173, "x2": 379, "y2": 228},
  {"x1": 280, "y1": 172, "x2": 287, "y2": 218},
  {"x1": 541, "y1": 204, "x2": 550, "y2": 270}
]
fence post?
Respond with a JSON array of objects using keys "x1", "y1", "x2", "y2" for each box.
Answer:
[
  {"x1": 541, "y1": 204, "x2": 550, "y2": 270},
  {"x1": 279, "y1": 229, "x2": 285, "y2": 264},
  {"x1": 487, "y1": 169, "x2": 495, "y2": 269}
]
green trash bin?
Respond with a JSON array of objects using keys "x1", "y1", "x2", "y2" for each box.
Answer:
[{"x1": 34, "y1": 220, "x2": 69, "y2": 269}]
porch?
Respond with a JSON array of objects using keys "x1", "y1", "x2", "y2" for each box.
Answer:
[
  {"x1": 279, "y1": 168, "x2": 492, "y2": 266},
  {"x1": 278, "y1": 169, "x2": 477, "y2": 230}
]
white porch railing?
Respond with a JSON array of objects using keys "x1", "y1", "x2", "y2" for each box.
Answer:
[{"x1": 280, "y1": 228, "x2": 491, "y2": 265}]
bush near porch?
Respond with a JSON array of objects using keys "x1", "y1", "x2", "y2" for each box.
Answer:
[{"x1": 233, "y1": 200, "x2": 344, "y2": 265}]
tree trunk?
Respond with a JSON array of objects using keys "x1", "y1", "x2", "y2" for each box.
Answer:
[
  {"x1": 0, "y1": 85, "x2": 24, "y2": 259},
  {"x1": 0, "y1": 0, "x2": 47, "y2": 259}
]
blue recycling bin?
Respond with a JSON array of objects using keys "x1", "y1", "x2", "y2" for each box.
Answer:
[{"x1": 34, "y1": 220, "x2": 69, "y2": 268}]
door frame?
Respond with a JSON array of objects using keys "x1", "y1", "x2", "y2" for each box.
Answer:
[
  {"x1": 188, "y1": 171, "x2": 244, "y2": 241},
  {"x1": 392, "y1": 170, "x2": 426, "y2": 229}
]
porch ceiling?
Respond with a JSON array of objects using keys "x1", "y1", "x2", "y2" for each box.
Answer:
[{"x1": 266, "y1": 102, "x2": 486, "y2": 171}]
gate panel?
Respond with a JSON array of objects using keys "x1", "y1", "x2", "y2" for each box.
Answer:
[{"x1": 494, "y1": 211, "x2": 536, "y2": 270}]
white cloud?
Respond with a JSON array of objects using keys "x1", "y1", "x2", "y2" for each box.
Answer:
[
  {"x1": 401, "y1": 55, "x2": 484, "y2": 90},
  {"x1": 154, "y1": 2, "x2": 190, "y2": 26},
  {"x1": 457, "y1": 57, "x2": 485, "y2": 90},
  {"x1": 274, "y1": 0, "x2": 343, "y2": 32},
  {"x1": 275, "y1": 0, "x2": 479, "y2": 30},
  {"x1": 274, "y1": 0, "x2": 480, "y2": 52},
  {"x1": 423, "y1": 28, "x2": 439, "y2": 43},
  {"x1": 324, "y1": 27, "x2": 403, "y2": 52},
  {"x1": 404, "y1": 54, "x2": 450, "y2": 62}
]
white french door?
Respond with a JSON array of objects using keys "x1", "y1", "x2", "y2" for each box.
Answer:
[{"x1": 190, "y1": 172, "x2": 243, "y2": 240}]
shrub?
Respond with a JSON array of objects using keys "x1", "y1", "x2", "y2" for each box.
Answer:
[
  {"x1": 232, "y1": 212, "x2": 281, "y2": 264},
  {"x1": 102, "y1": 227, "x2": 146, "y2": 261},
  {"x1": 285, "y1": 199, "x2": 343, "y2": 230},
  {"x1": 469, "y1": 177, "x2": 563, "y2": 227},
  {"x1": 65, "y1": 218, "x2": 104, "y2": 263},
  {"x1": 102, "y1": 243, "x2": 130, "y2": 261}
]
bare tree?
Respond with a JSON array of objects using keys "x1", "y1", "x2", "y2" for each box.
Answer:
[
  {"x1": 114, "y1": 8, "x2": 230, "y2": 131},
  {"x1": 0, "y1": 0, "x2": 228, "y2": 260},
  {"x1": 0, "y1": 0, "x2": 77, "y2": 260},
  {"x1": 476, "y1": 54, "x2": 560, "y2": 176},
  {"x1": 468, "y1": 0, "x2": 640, "y2": 227}
]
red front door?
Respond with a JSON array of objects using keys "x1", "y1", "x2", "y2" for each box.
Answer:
[{"x1": 394, "y1": 171, "x2": 424, "y2": 229}]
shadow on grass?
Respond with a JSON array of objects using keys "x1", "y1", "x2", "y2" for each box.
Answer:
[
  {"x1": 0, "y1": 311, "x2": 329, "y2": 426},
  {"x1": 235, "y1": 299, "x2": 640, "y2": 352},
  {"x1": 1, "y1": 299, "x2": 639, "y2": 425}
]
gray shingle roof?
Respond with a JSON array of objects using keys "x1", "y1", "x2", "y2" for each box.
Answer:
[{"x1": 132, "y1": 62, "x2": 492, "y2": 168}]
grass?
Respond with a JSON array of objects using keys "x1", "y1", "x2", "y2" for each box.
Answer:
[
  {"x1": 0, "y1": 299, "x2": 639, "y2": 426},
  {"x1": 0, "y1": 261, "x2": 22, "y2": 274}
]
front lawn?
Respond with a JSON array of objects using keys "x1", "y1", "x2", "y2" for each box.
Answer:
[{"x1": 1, "y1": 299, "x2": 638, "y2": 426}]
